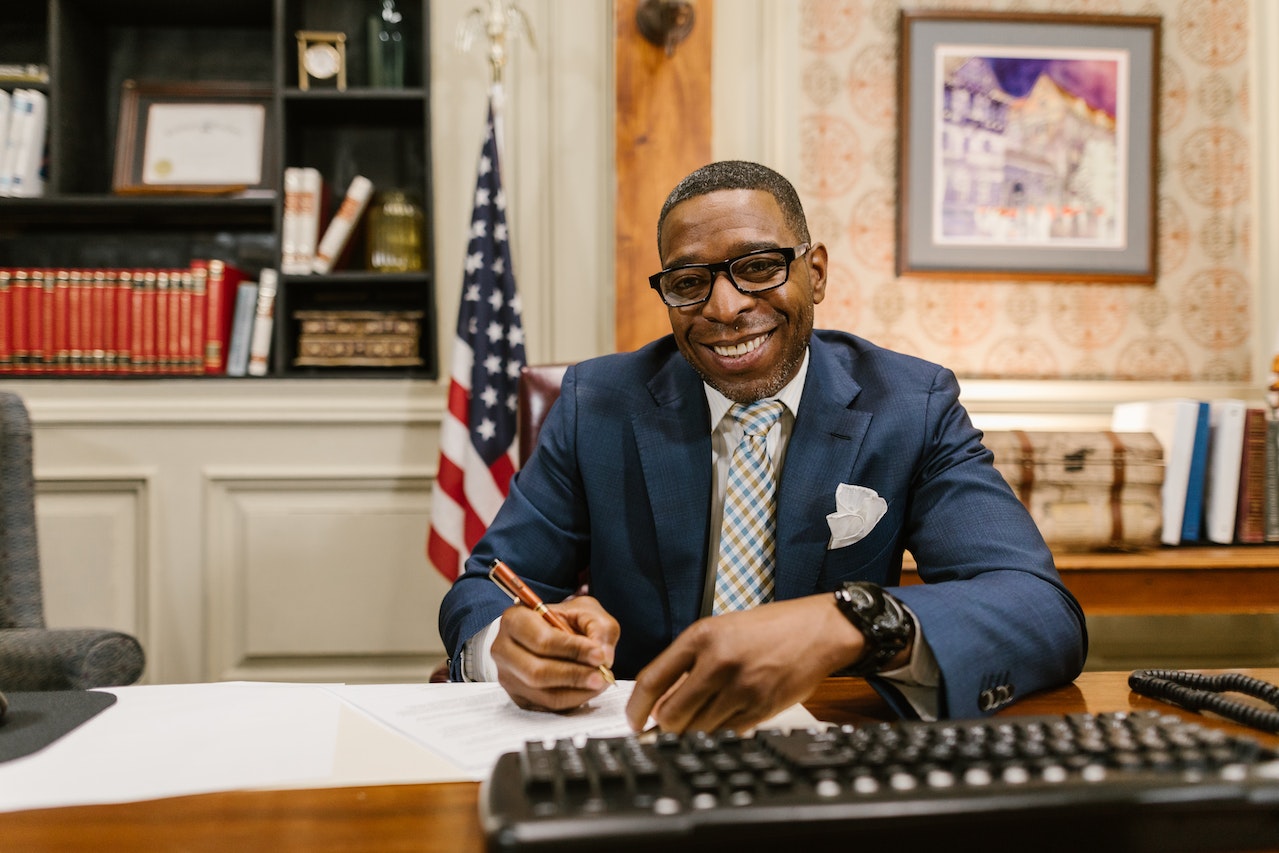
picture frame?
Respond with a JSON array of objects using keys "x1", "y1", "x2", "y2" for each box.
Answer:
[
  {"x1": 896, "y1": 11, "x2": 1161, "y2": 282},
  {"x1": 113, "y1": 80, "x2": 276, "y2": 195}
]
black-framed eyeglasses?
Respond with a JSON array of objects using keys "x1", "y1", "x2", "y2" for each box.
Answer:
[{"x1": 648, "y1": 243, "x2": 810, "y2": 308}]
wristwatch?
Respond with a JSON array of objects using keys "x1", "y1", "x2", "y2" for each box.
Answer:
[{"x1": 833, "y1": 581, "x2": 914, "y2": 676}]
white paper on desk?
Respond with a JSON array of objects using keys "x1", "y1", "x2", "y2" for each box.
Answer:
[
  {"x1": 0, "y1": 682, "x2": 340, "y2": 813},
  {"x1": 328, "y1": 681, "x2": 821, "y2": 781}
]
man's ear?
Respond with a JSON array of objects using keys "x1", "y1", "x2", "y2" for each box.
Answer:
[{"x1": 806, "y1": 242, "x2": 829, "y2": 305}]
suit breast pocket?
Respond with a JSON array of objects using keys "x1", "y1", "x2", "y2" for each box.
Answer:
[{"x1": 820, "y1": 518, "x2": 900, "y2": 586}]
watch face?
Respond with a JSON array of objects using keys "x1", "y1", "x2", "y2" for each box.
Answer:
[
  {"x1": 846, "y1": 586, "x2": 875, "y2": 609},
  {"x1": 304, "y1": 43, "x2": 342, "y2": 79}
]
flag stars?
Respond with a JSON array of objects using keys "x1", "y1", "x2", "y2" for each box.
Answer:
[
  {"x1": 505, "y1": 361, "x2": 521, "y2": 379},
  {"x1": 470, "y1": 219, "x2": 488, "y2": 240},
  {"x1": 495, "y1": 223, "x2": 508, "y2": 243},
  {"x1": 486, "y1": 321, "x2": 505, "y2": 343},
  {"x1": 475, "y1": 187, "x2": 490, "y2": 208},
  {"x1": 508, "y1": 326, "x2": 524, "y2": 347},
  {"x1": 464, "y1": 284, "x2": 481, "y2": 302},
  {"x1": 478, "y1": 153, "x2": 492, "y2": 176},
  {"x1": 479, "y1": 386, "x2": 498, "y2": 408},
  {"x1": 488, "y1": 291, "x2": 504, "y2": 311},
  {"x1": 506, "y1": 393, "x2": 519, "y2": 411},
  {"x1": 484, "y1": 354, "x2": 502, "y2": 375},
  {"x1": 476, "y1": 418, "x2": 497, "y2": 441},
  {"x1": 465, "y1": 251, "x2": 484, "y2": 274}
]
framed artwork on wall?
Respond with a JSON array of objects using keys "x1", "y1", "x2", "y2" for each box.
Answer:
[{"x1": 896, "y1": 11, "x2": 1161, "y2": 282}]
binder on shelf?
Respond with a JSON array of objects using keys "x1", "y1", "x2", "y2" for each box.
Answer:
[
  {"x1": 1203, "y1": 399, "x2": 1247, "y2": 544},
  {"x1": 281, "y1": 167, "x2": 324, "y2": 274},
  {"x1": 1112, "y1": 398, "x2": 1202, "y2": 546},
  {"x1": 1180, "y1": 401, "x2": 1211, "y2": 543},
  {"x1": 247, "y1": 269, "x2": 278, "y2": 376},
  {"x1": 313, "y1": 175, "x2": 374, "y2": 274},
  {"x1": 224, "y1": 280, "x2": 260, "y2": 378}
]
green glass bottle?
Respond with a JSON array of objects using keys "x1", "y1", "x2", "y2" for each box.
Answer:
[{"x1": 368, "y1": 0, "x2": 405, "y2": 88}]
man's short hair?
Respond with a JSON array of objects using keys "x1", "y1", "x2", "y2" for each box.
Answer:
[{"x1": 657, "y1": 160, "x2": 811, "y2": 249}]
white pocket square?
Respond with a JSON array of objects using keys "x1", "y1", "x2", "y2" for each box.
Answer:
[{"x1": 826, "y1": 483, "x2": 887, "y2": 550}]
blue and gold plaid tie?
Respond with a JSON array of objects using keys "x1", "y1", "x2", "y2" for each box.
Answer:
[{"x1": 713, "y1": 399, "x2": 786, "y2": 614}]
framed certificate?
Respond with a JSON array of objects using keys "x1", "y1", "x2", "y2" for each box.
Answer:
[{"x1": 113, "y1": 80, "x2": 276, "y2": 195}]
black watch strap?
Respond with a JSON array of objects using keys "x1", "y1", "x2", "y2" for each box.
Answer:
[{"x1": 833, "y1": 581, "x2": 914, "y2": 677}]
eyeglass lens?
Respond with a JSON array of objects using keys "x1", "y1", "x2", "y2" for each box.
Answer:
[{"x1": 659, "y1": 251, "x2": 792, "y2": 306}]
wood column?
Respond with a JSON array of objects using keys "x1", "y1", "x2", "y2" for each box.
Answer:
[{"x1": 613, "y1": 0, "x2": 714, "y2": 353}]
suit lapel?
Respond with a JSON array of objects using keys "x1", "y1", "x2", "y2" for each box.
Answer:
[
  {"x1": 633, "y1": 358, "x2": 713, "y2": 633},
  {"x1": 774, "y1": 339, "x2": 871, "y2": 599}
]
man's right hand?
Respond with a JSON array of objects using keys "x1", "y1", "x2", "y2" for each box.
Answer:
[{"x1": 491, "y1": 595, "x2": 620, "y2": 712}]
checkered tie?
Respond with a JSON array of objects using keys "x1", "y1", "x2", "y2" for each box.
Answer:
[{"x1": 713, "y1": 400, "x2": 786, "y2": 614}]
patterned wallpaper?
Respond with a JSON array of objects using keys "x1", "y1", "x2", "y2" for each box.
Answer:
[{"x1": 795, "y1": 0, "x2": 1254, "y2": 381}]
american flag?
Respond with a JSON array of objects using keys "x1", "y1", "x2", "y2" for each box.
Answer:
[{"x1": 427, "y1": 99, "x2": 526, "y2": 581}]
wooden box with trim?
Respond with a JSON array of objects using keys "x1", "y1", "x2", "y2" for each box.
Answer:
[{"x1": 983, "y1": 430, "x2": 1164, "y2": 552}]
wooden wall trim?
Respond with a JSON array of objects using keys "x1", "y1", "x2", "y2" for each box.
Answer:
[{"x1": 613, "y1": 0, "x2": 714, "y2": 353}]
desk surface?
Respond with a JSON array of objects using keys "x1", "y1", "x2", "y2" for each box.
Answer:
[
  {"x1": 2, "y1": 668, "x2": 1276, "y2": 853},
  {"x1": 903, "y1": 545, "x2": 1279, "y2": 615}
]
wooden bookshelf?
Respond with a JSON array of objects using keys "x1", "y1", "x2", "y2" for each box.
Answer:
[{"x1": 0, "y1": 0, "x2": 436, "y2": 378}]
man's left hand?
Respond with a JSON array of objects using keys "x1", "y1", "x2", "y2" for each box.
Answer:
[{"x1": 625, "y1": 595, "x2": 867, "y2": 733}]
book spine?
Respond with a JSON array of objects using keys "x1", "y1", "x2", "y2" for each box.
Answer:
[
  {"x1": 198, "y1": 258, "x2": 248, "y2": 374},
  {"x1": 176, "y1": 268, "x2": 194, "y2": 373},
  {"x1": 30, "y1": 268, "x2": 48, "y2": 372},
  {"x1": 0, "y1": 268, "x2": 10, "y2": 371},
  {"x1": 10, "y1": 269, "x2": 30, "y2": 370},
  {"x1": 225, "y1": 281, "x2": 260, "y2": 377},
  {"x1": 313, "y1": 175, "x2": 374, "y2": 273},
  {"x1": 55, "y1": 268, "x2": 73, "y2": 373},
  {"x1": 91, "y1": 269, "x2": 109, "y2": 373},
  {"x1": 188, "y1": 264, "x2": 207, "y2": 376},
  {"x1": 115, "y1": 270, "x2": 133, "y2": 373},
  {"x1": 154, "y1": 270, "x2": 171, "y2": 374},
  {"x1": 1236, "y1": 408, "x2": 1269, "y2": 544},
  {"x1": 281, "y1": 167, "x2": 323, "y2": 274},
  {"x1": 1266, "y1": 418, "x2": 1279, "y2": 543},
  {"x1": 246, "y1": 268, "x2": 278, "y2": 376}
]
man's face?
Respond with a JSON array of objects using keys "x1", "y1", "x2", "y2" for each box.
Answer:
[{"x1": 658, "y1": 189, "x2": 827, "y2": 403}]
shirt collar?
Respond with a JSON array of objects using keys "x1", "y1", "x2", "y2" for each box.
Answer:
[{"x1": 704, "y1": 347, "x2": 810, "y2": 429}]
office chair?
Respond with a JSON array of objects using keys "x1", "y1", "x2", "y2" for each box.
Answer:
[
  {"x1": 429, "y1": 363, "x2": 570, "y2": 682},
  {"x1": 0, "y1": 391, "x2": 146, "y2": 690}
]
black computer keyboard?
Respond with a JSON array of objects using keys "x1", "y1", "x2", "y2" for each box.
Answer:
[{"x1": 481, "y1": 712, "x2": 1279, "y2": 853}]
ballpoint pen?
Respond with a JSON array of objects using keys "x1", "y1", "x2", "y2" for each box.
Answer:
[{"x1": 488, "y1": 558, "x2": 617, "y2": 687}]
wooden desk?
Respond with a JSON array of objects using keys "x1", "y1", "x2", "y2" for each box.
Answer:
[
  {"x1": 3, "y1": 669, "x2": 1276, "y2": 853},
  {"x1": 903, "y1": 545, "x2": 1279, "y2": 616}
]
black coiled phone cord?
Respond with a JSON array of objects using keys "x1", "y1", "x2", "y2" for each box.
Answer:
[{"x1": 1128, "y1": 669, "x2": 1279, "y2": 733}]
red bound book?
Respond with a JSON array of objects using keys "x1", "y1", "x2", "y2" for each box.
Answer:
[
  {"x1": 10, "y1": 269, "x2": 31, "y2": 371},
  {"x1": 0, "y1": 269, "x2": 11, "y2": 371},
  {"x1": 115, "y1": 270, "x2": 133, "y2": 373},
  {"x1": 175, "y1": 268, "x2": 194, "y2": 373},
  {"x1": 56, "y1": 268, "x2": 74, "y2": 373},
  {"x1": 194, "y1": 258, "x2": 250, "y2": 374},
  {"x1": 188, "y1": 264, "x2": 207, "y2": 376},
  {"x1": 154, "y1": 270, "x2": 171, "y2": 374},
  {"x1": 90, "y1": 269, "x2": 109, "y2": 373},
  {"x1": 30, "y1": 268, "x2": 49, "y2": 373}
]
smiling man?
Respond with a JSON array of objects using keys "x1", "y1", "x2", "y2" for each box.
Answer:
[{"x1": 438, "y1": 161, "x2": 1086, "y2": 731}]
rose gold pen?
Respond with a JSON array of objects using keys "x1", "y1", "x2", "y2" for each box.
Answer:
[{"x1": 488, "y1": 558, "x2": 617, "y2": 687}]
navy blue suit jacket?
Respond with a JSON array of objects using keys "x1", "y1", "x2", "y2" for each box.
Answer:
[{"x1": 439, "y1": 331, "x2": 1087, "y2": 718}]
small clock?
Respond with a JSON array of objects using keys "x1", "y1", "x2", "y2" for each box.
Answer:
[{"x1": 296, "y1": 30, "x2": 347, "y2": 91}]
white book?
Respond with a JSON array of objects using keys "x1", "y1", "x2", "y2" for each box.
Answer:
[
  {"x1": 1112, "y1": 398, "x2": 1203, "y2": 546},
  {"x1": 0, "y1": 88, "x2": 30, "y2": 196},
  {"x1": 246, "y1": 268, "x2": 278, "y2": 377},
  {"x1": 281, "y1": 167, "x2": 323, "y2": 274},
  {"x1": 0, "y1": 90, "x2": 10, "y2": 192},
  {"x1": 224, "y1": 281, "x2": 260, "y2": 377},
  {"x1": 8, "y1": 87, "x2": 46, "y2": 197},
  {"x1": 313, "y1": 175, "x2": 374, "y2": 273},
  {"x1": 1203, "y1": 399, "x2": 1248, "y2": 544}
]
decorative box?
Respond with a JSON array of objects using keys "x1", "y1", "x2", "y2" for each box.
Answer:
[
  {"x1": 292, "y1": 309, "x2": 423, "y2": 367},
  {"x1": 983, "y1": 430, "x2": 1164, "y2": 552}
]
